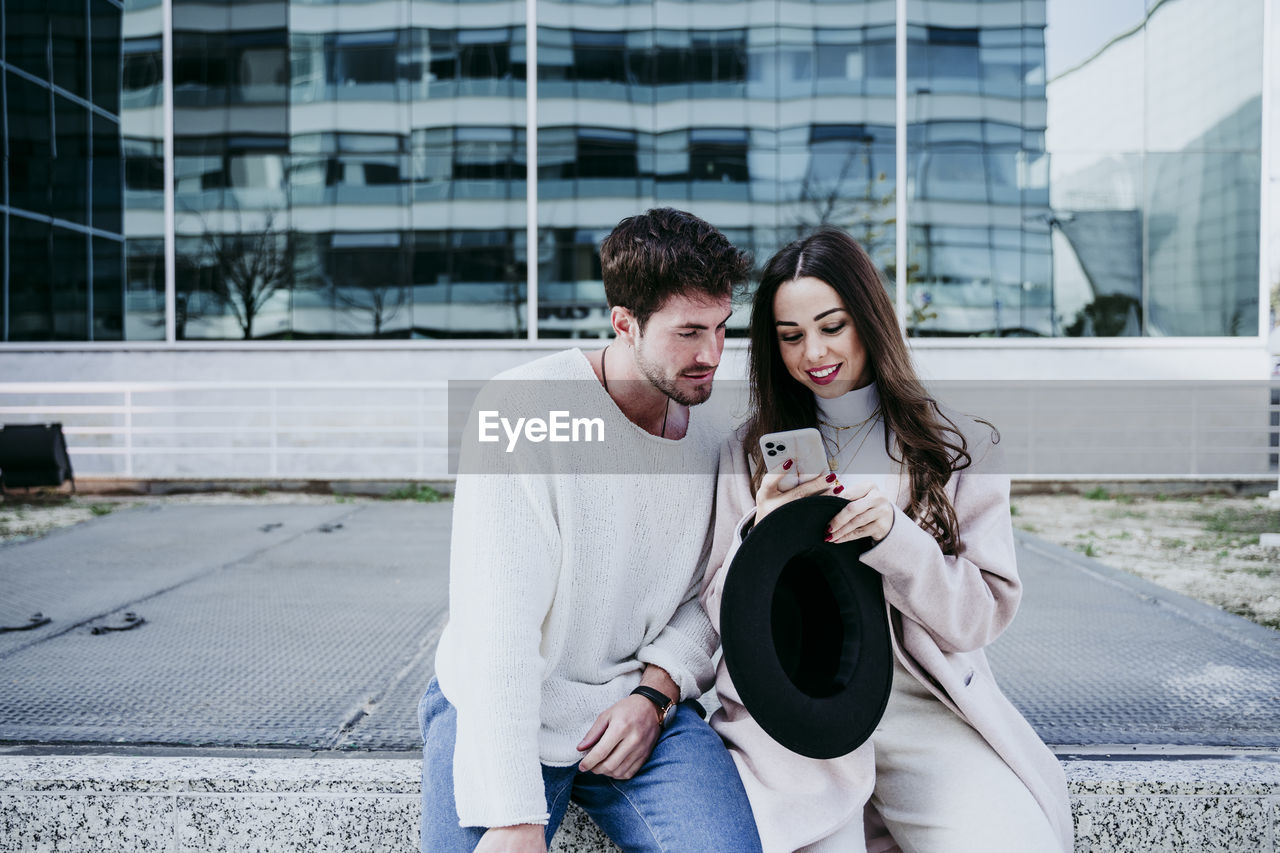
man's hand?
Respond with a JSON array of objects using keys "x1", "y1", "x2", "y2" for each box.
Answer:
[
  {"x1": 576, "y1": 693, "x2": 662, "y2": 780},
  {"x1": 475, "y1": 824, "x2": 546, "y2": 853}
]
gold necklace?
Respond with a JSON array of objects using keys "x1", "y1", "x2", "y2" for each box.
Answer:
[{"x1": 819, "y1": 408, "x2": 881, "y2": 473}]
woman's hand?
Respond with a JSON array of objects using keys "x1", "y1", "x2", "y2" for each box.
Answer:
[
  {"x1": 825, "y1": 481, "x2": 895, "y2": 544},
  {"x1": 755, "y1": 460, "x2": 839, "y2": 525}
]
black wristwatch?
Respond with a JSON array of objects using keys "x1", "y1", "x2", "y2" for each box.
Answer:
[{"x1": 630, "y1": 686, "x2": 675, "y2": 727}]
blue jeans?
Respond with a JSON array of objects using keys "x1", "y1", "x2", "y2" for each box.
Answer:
[{"x1": 419, "y1": 679, "x2": 762, "y2": 853}]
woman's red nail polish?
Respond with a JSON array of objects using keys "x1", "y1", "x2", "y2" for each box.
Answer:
[
  {"x1": 833, "y1": 485, "x2": 844, "y2": 494},
  {"x1": 824, "y1": 534, "x2": 833, "y2": 541},
  {"x1": 782, "y1": 459, "x2": 793, "y2": 470},
  {"x1": 825, "y1": 473, "x2": 836, "y2": 482}
]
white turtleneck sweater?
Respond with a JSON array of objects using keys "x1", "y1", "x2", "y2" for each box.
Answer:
[
  {"x1": 814, "y1": 382, "x2": 899, "y2": 490},
  {"x1": 433, "y1": 348, "x2": 724, "y2": 829}
]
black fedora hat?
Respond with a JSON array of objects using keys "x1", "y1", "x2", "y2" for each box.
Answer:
[{"x1": 720, "y1": 495, "x2": 893, "y2": 760}]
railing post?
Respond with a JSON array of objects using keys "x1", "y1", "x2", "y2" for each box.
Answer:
[
  {"x1": 417, "y1": 386, "x2": 425, "y2": 479},
  {"x1": 1271, "y1": 380, "x2": 1280, "y2": 500},
  {"x1": 124, "y1": 389, "x2": 134, "y2": 478},
  {"x1": 1187, "y1": 383, "x2": 1197, "y2": 477},
  {"x1": 1026, "y1": 382, "x2": 1036, "y2": 478},
  {"x1": 270, "y1": 388, "x2": 279, "y2": 478}
]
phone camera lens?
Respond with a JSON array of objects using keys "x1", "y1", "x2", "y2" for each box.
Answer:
[
  {"x1": 766, "y1": 450, "x2": 775, "y2": 456},
  {"x1": 765, "y1": 442, "x2": 774, "y2": 449},
  {"x1": 777, "y1": 444, "x2": 786, "y2": 451}
]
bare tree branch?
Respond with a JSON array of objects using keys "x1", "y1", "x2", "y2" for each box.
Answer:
[{"x1": 179, "y1": 207, "x2": 294, "y2": 340}]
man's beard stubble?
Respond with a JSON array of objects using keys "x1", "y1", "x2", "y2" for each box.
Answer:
[{"x1": 633, "y1": 341, "x2": 714, "y2": 407}]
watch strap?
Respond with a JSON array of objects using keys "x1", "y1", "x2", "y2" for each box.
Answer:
[{"x1": 630, "y1": 686, "x2": 674, "y2": 725}]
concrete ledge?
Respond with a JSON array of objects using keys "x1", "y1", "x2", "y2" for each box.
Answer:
[
  {"x1": 58, "y1": 476, "x2": 1271, "y2": 499},
  {"x1": 2, "y1": 755, "x2": 1279, "y2": 852},
  {"x1": 55, "y1": 478, "x2": 459, "y2": 498}
]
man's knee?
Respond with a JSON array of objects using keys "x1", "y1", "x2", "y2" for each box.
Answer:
[{"x1": 619, "y1": 707, "x2": 761, "y2": 851}]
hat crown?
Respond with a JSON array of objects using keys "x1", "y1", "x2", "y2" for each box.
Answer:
[{"x1": 772, "y1": 547, "x2": 863, "y2": 699}]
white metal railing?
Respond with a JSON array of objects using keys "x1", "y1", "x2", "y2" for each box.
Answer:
[
  {"x1": 0, "y1": 381, "x2": 452, "y2": 481},
  {"x1": 0, "y1": 380, "x2": 1274, "y2": 481},
  {"x1": 931, "y1": 380, "x2": 1274, "y2": 480}
]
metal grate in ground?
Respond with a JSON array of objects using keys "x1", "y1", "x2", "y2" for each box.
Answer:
[
  {"x1": 1, "y1": 503, "x2": 1277, "y2": 751},
  {"x1": 991, "y1": 533, "x2": 1280, "y2": 747},
  {"x1": 0, "y1": 503, "x2": 448, "y2": 749}
]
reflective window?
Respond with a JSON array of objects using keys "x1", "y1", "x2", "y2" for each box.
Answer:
[
  {"x1": 411, "y1": 230, "x2": 526, "y2": 339},
  {"x1": 121, "y1": 0, "x2": 163, "y2": 341},
  {"x1": 2, "y1": 0, "x2": 1264, "y2": 342},
  {"x1": 125, "y1": 238, "x2": 165, "y2": 340},
  {"x1": 329, "y1": 30, "x2": 398, "y2": 95},
  {"x1": 815, "y1": 29, "x2": 864, "y2": 96},
  {"x1": 8, "y1": 217, "x2": 54, "y2": 341},
  {"x1": 1043, "y1": 0, "x2": 1261, "y2": 337},
  {"x1": 293, "y1": 232, "x2": 410, "y2": 338},
  {"x1": 8, "y1": 74, "x2": 53, "y2": 218},
  {"x1": 51, "y1": 229, "x2": 88, "y2": 340},
  {"x1": 410, "y1": 128, "x2": 453, "y2": 200},
  {"x1": 455, "y1": 127, "x2": 519, "y2": 188},
  {"x1": 795, "y1": 124, "x2": 896, "y2": 268},
  {"x1": 690, "y1": 30, "x2": 747, "y2": 94},
  {"x1": 91, "y1": 0, "x2": 122, "y2": 112},
  {"x1": 1146, "y1": 151, "x2": 1262, "y2": 335},
  {"x1": 53, "y1": 95, "x2": 90, "y2": 225},
  {"x1": 93, "y1": 237, "x2": 125, "y2": 341},
  {"x1": 166, "y1": 2, "x2": 527, "y2": 339},
  {"x1": 234, "y1": 29, "x2": 288, "y2": 104},
  {"x1": 0, "y1": 227, "x2": 5, "y2": 336},
  {"x1": 925, "y1": 27, "x2": 980, "y2": 94},
  {"x1": 539, "y1": 26, "x2": 745, "y2": 97},
  {"x1": 6, "y1": 3, "x2": 48, "y2": 81},
  {"x1": 124, "y1": 138, "x2": 163, "y2": 197},
  {"x1": 459, "y1": 29, "x2": 514, "y2": 84},
  {"x1": 576, "y1": 128, "x2": 638, "y2": 179},
  {"x1": 907, "y1": 4, "x2": 1055, "y2": 336},
  {"x1": 93, "y1": 114, "x2": 124, "y2": 234},
  {"x1": 174, "y1": 222, "x2": 294, "y2": 340},
  {"x1": 0, "y1": 0, "x2": 128, "y2": 341},
  {"x1": 574, "y1": 30, "x2": 627, "y2": 85},
  {"x1": 174, "y1": 32, "x2": 231, "y2": 107},
  {"x1": 51, "y1": 0, "x2": 89, "y2": 99},
  {"x1": 123, "y1": 37, "x2": 163, "y2": 108}
]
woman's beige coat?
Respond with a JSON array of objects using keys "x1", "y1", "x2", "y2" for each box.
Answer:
[{"x1": 701, "y1": 424, "x2": 1072, "y2": 853}]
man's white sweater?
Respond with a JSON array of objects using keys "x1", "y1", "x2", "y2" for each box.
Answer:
[{"x1": 433, "y1": 348, "x2": 724, "y2": 829}]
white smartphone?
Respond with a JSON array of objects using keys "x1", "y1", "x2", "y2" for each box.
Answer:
[{"x1": 758, "y1": 427, "x2": 829, "y2": 485}]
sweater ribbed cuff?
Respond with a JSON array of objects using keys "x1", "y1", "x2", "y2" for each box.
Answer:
[{"x1": 637, "y1": 634, "x2": 710, "y2": 701}]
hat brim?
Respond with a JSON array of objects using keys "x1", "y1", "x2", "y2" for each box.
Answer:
[{"x1": 720, "y1": 495, "x2": 893, "y2": 760}]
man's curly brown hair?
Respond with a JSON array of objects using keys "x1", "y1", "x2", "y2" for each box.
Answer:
[{"x1": 600, "y1": 208, "x2": 752, "y2": 328}]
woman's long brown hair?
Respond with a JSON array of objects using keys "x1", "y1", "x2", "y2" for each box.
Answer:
[{"x1": 742, "y1": 228, "x2": 995, "y2": 556}]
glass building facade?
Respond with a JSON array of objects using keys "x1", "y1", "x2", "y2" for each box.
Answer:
[
  {"x1": 0, "y1": 0, "x2": 1269, "y2": 343},
  {"x1": 2, "y1": 0, "x2": 125, "y2": 341}
]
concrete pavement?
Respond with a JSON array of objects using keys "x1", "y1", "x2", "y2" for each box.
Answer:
[
  {"x1": 1, "y1": 500, "x2": 1279, "y2": 850},
  {"x1": 2, "y1": 501, "x2": 1277, "y2": 751}
]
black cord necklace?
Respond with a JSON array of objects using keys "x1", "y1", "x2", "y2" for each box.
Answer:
[{"x1": 601, "y1": 345, "x2": 668, "y2": 438}]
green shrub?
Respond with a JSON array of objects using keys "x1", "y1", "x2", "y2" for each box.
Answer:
[{"x1": 385, "y1": 483, "x2": 442, "y2": 503}]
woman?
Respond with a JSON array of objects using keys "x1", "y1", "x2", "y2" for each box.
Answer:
[{"x1": 701, "y1": 229, "x2": 1072, "y2": 853}]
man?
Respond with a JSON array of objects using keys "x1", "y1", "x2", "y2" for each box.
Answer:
[{"x1": 421, "y1": 208, "x2": 762, "y2": 853}]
